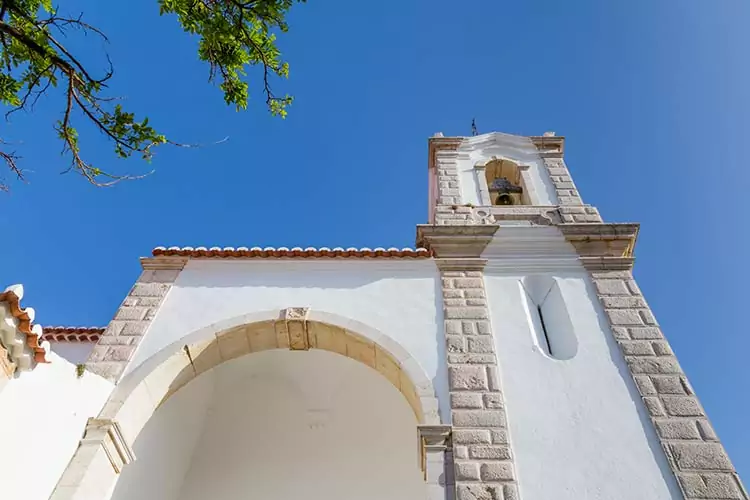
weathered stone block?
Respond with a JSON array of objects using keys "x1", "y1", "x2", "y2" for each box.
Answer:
[
  {"x1": 628, "y1": 327, "x2": 663, "y2": 340},
  {"x1": 639, "y1": 308, "x2": 658, "y2": 325},
  {"x1": 503, "y1": 484, "x2": 520, "y2": 500},
  {"x1": 486, "y1": 365, "x2": 502, "y2": 392},
  {"x1": 446, "y1": 298, "x2": 468, "y2": 307},
  {"x1": 491, "y1": 430, "x2": 509, "y2": 444},
  {"x1": 656, "y1": 420, "x2": 701, "y2": 440},
  {"x1": 114, "y1": 307, "x2": 149, "y2": 321},
  {"x1": 652, "y1": 376, "x2": 687, "y2": 395},
  {"x1": 103, "y1": 346, "x2": 135, "y2": 362},
  {"x1": 453, "y1": 410, "x2": 506, "y2": 428},
  {"x1": 120, "y1": 322, "x2": 148, "y2": 336},
  {"x1": 634, "y1": 376, "x2": 657, "y2": 396},
  {"x1": 627, "y1": 357, "x2": 681, "y2": 374},
  {"x1": 678, "y1": 473, "x2": 745, "y2": 499},
  {"x1": 480, "y1": 462, "x2": 515, "y2": 482},
  {"x1": 620, "y1": 341, "x2": 655, "y2": 356},
  {"x1": 463, "y1": 321, "x2": 477, "y2": 335},
  {"x1": 451, "y1": 393, "x2": 484, "y2": 409},
  {"x1": 662, "y1": 396, "x2": 704, "y2": 417},
  {"x1": 447, "y1": 336, "x2": 466, "y2": 353},
  {"x1": 594, "y1": 279, "x2": 630, "y2": 295},
  {"x1": 643, "y1": 397, "x2": 665, "y2": 417},
  {"x1": 468, "y1": 337, "x2": 494, "y2": 353},
  {"x1": 697, "y1": 420, "x2": 719, "y2": 441},
  {"x1": 670, "y1": 442, "x2": 733, "y2": 470},
  {"x1": 469, "y1": 445, "x2": 512, "y2": 460},
  {"x1": 607, "y1": 309, "x2": 644, "y2": 326},
  {"x1": 455, "y1": 462, "x2": 480, "y2": 481},
  {"x1": 483, "y1": 393, "x2": 503, "y2": 409},
  {"x1": 454, "y1": 278, "x2": 484, "y2": 289},
  {"x1": 446, "y1": 307, "x2": 489, "y2": 320},
  {"x1": 453, "y1": 429, "x2": 492, "y2": 444},
  {"x1": 601, "y1": 296, "x2": 647, "y2": 309},
  {"x1": 651, "y1": 341, "x2": 673, "y2": 356},
  {"x1": 446, "y1": 321, "x2": 463, "y2": 335},
  {"x1": 130, "y1": 283, "x2": 170, "y2": 297},
  {"x1": 450, "y1": 366, "x2": 489, "y2": 391},
  {"x1": 611, "y1": 327, "x2": 630, "y2": 340},
  {"x1": 457, "y1": 484, "x2": 502, "y2": 500},
  {"x1": 476, "y1": 321, "x2": 492, "y2": 335},
  {"x1": 448, "y1": 354, "x2": 496, "y2": 364},
  {"x1": 136, "y1": 297, "x2": 162, "y2": 308}
]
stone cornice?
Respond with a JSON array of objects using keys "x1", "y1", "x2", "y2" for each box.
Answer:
[
  {"x1": 559, "y1": 223, "x2": 639, "y2": 271},
  {"x1": 428, "y1": 136, "x2": 463, "y2": 170},
  {"x1": 416, "y1": 224, "x2": 498, "y2": 259},
  {"x1": 436, "y1": 258, "x2": 488, "y2": 271},
  {"x1": 140, "y1": 256, "x2": 189, "y2": 270},
  {"x1": 530, "y1": 135, "x2": 565, "y2": 154}
]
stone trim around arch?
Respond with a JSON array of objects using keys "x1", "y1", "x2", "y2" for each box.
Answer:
[{"x1": 50, "y1": 309, "x2": 441, "y2": 500}]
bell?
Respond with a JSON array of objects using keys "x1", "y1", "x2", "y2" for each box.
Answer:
[{"x1": 496, "y1": 194, "x2": 514, "y2": 205}]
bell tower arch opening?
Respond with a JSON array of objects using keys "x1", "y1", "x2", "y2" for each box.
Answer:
[{"x1": 481, "y1": 158, "x2": 530, "y2": 206}]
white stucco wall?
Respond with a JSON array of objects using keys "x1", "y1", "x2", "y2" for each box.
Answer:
[
  {"x1": 125, "y1": 259, "x2": 447, "y2": 418},
  {"x1": 51, "y1": 342, "x2": 95, "y2": 365},
  {"x1": 482, "y1": 228, "x2": 681, "y2": 500},
  {"x1": 111, "y1": 349, "x2": 425, "y2": 500},
  {"x1": 456, "y1": 133, "x2": 558, "y2": 206},
  {"x1": 0, "y1": 352, "x2": 113, "y2": 500},
  {"x1": 111, "y1": 370, "x2": 215, "y2": 500}
]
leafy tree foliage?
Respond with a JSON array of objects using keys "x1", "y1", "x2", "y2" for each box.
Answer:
[{"x1": 0, "y1": 0, "x2": 303, "y2": 188}]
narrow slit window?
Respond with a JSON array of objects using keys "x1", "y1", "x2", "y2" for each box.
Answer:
[{"x1": 537, "y1": 305, "x2": 553, "y2": 357}]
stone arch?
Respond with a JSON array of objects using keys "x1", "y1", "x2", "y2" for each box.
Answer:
[
  {"x1": 474, "y1": 156, "x2": 531, "y2": 206},
  {"x1": 50, "y1": 309, "x2": 442, "y2": 500}
]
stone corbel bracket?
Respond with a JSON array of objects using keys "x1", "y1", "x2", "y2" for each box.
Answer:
[
  {"x1": 559, "y1": 223, "x2": 639, "y2": 270},
  {"x1": 416, "y1": 224, "x2": 498, "y2": 259},
  {"x1": 81, "y1": 418, "x2": 135, "y2": 473},
  {"x1": 274, "y1": 307, "x2": 311, "y2": 350},
  {"x1": 418, "y1": 424, "x2": 452, "y2": 474}
]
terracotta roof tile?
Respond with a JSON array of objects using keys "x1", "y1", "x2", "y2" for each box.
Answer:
[
  {"x1": 0, "y1": 285, "x2": 49, "y2": 368},
  {"x1": 152, "y1": 246, "x2": 433, "y2": 259},
  {"x1": 42, "y1": 327, "x2": 104, "y2": 343}
]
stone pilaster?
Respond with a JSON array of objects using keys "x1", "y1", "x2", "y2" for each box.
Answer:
[
  {"x1": 440, "y1": 260, "x2": 521, "y2": 500},
  {"x1": 429, "y1": 136, "x2": 466, "y2": 225},
  {"x1": 419, "y1": 425, "x2": 455, "y2": 500},
  {"x1": 50, "y1": 419, "x2": 134, "y2": 500},
  {"x1": 87, "y1": 259, "x2": 186, "y2": 382},
  {"x1": 591, "y1": 269, "x2": 748, "y2": 500}
]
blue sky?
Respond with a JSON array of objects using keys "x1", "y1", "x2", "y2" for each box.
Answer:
[{"x1": 1, "y1": 0, "x2": 748, "y2": 481}]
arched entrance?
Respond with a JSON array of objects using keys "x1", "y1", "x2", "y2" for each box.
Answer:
[{"x1": 50, "y1": 309, "x2": 448, "y2": 500}]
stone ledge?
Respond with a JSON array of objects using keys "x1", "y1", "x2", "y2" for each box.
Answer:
[
  {"x1": 417, "y1": 224, "x2": 498, "y2": 258},
  {"x1": 140, "y1": 256, "x2": 188, "y2": 270}
]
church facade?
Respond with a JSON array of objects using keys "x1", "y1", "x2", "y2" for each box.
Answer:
[{"x1": 0, "y1": 131, "x2": 746, "y2": 500}]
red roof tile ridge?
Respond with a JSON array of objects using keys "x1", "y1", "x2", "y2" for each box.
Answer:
[
  {"x1": 151, "y1": 246, "x2": 433, "y2": 259},
  {"x1": 42, "y1": 326, "x2": 105, "y2": 343},
  {"x1": 0, "y1": 285, "x2": 48, "y2": 365}
]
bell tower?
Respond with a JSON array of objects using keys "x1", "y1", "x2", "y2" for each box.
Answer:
[{"x1": 419, "y1": 131, "x2": 747, "y2": 500}]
